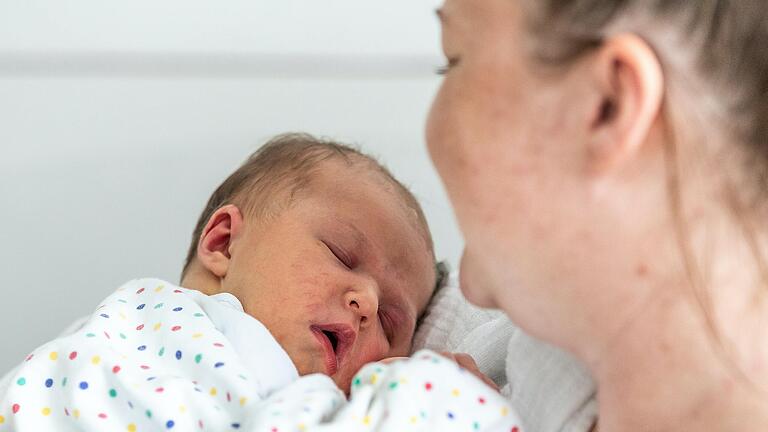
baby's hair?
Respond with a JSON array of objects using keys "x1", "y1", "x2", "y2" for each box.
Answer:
[{"x1": 181, "y1": 133, "x2": 434, "y2": 281}]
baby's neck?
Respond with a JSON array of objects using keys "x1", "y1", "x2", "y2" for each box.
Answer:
[
  {"x1": 180, "y1": 264, "x2": 222, "y2": 296},
  {"x1": 591, "y1": 290, "x2": 768, "y2": 431}
]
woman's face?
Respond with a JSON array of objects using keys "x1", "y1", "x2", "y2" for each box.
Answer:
[{"x1": 426, "y1": 0, "x2": 663, "y2": 347}]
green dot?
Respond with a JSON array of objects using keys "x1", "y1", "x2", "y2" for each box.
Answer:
[
  {"x1": 194, "y1": 354, "x2": 203, "y2": 364},
  {"x1": 16, "y1": 377, "x2": 26, "y2": 386},
  {"x1": 158, "y1": 347, "x2": 165, "y2": 357},
  {"x1": 474, "y1": 421, "x2": 480, "y2": 430},
  {"x1": 145, "y1": 409, "x2": 152, "y2": 418},
  {"x1": 193, "y1": 313, "x2": 204, "y2": 317},
  {"x1": 353, "y1": 377, "x2": 362, "y2": 387},
  {"x1": 108, "y1": 389, "x2": 117, "y2": 398},
  {"x1": 119, "y1": 333, "x2": 127, "y2": 340},
  {"x1": 85, "y1": 333, "x2": 96, "y2": 338},
  {"x1": 388, "y1": 382, "x2": 398, "y2": 390},
  {"x1": 62, "y1": 377, "x2": 68, "y2": 387},
  {"x1": 154, "y1": 303, "x2": 164, "y2": 309}
]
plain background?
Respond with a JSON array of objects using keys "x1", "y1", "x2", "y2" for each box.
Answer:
[{"x1": 0, "y1": 0, "x2": 464, "y2": 374}]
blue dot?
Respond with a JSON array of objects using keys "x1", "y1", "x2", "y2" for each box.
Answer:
[
  {"x1": 137, "y1": 304, "x2": 146, "y2": 310},
  {"x1": 147, "y1": 376, "x2": 156, "y2": 381},
  {"x1": 166, "y1": 420, "x2": 175, "y2": 429},
  {"x1": 128, "y1": 401, "x2": 134, "y2": 409},
  {"x1": 44, "y1": 378, "x2": 53, "y2": 388},
  {"x1": 137, "y1": 345, "x2": 147, "y2": 351},
  {"x1": 79, "y1": 381, "x2": 89, "y2": 390},
  {"x1": 447, "y1": 412, "x2": 455, "y2": 420},
  {"x1": 231, "y1": 423, "x2": 240, "y2": 429},
  {"x1": 172, "y1": 307, "x2": 183, "y2": 312},
  {"x1": 100, "y1": 314, "x2": 110, "y2": 319},
  {"x1": 175, "y1": 350, "x2": 182, "y2": 360},
  {"x1": 214, "y1": 362, "x2": 225, "y2": 368}
]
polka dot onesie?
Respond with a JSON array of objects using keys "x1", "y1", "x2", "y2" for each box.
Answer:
[{"x1": 0, "y1": 279, "x2": 523, "y2": 431}]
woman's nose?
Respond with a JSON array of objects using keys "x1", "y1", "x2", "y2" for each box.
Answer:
[{"x1": 344, "y1": 281, "x2": 378, "y2": 329}]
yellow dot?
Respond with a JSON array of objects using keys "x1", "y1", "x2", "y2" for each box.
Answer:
[
  {"x1": 399, "y1": 378, "x2": 408, "y2": 384},
  {"x1": 192, "y1": 333, "x2": 203, "y2": 339},
  {"x1": 153, "y1": 323, "x2": 162, "y2": 331},
  {"x1": 298, "y1": 424, "x2": 306, "y2": 431},
  {"x1": 239, "y1": 397, "x2": 247, "y2": 406},
  {"x1": 363, "y1": 416, "x2": 371, "y2": 425},
  {"x1": 369, "y1": 374, "x2": 378, "y2": 385},
  {"x1": 41, "y1": 407, "x2": 51, "y2": 416},
  {"x1": 179, "y1": 405, "x2": 187, "y2": 413},
  {"x1": 452, "y1": 388, "x2": 460, "y2": 397},
  {"x1": 155, "y1": 285, "x2": 164, "y2": 292},
  {"x1": 91, "y1": 356, "x2": 101, "y2": 365},
  {"x1": 127, "y1": 423, "x2": 136, "y2": 432},
  {"x1": 49, "y1": 352, "x2": 58, "y2": 361},
  {"x1": 210, "y1": 387, "x2": 217, "y2": 396},
  {"x1": 501, "y1": 407, "x2": 509, "y2": 417},
  {"x1": 0, "y1": 414, "x2": 5, "y2": 424},
  {"x1": 73, "y1": 409, "x2": 80, "y2": 419},
  {"x1": 119, "y1": 312, "x2": 127, "y2": 320},
  {"x1": 409, "y1": 416, "x2": 417, "y2": 424}
]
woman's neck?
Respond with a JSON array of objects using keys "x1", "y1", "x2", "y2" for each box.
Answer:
[{"x1": 590, "y1": 285, "x2": 768, "y2": 430}]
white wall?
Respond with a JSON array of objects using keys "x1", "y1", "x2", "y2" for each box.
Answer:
[{"x1": 0, "y1": 0, "x2": 463, "y2": 374}]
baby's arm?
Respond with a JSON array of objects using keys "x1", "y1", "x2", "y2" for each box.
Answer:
[{"x1": 249, "y1": 350, "x2": 524, "y2": 431}]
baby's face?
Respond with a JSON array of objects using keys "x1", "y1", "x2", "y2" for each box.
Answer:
[{"x1": 222, "y1": 162, "x2": 435, "y2": 393}]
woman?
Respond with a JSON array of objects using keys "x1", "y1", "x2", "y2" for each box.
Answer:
[{"x1": 427, "y1": 0, "x2": 768, "y2": 430}]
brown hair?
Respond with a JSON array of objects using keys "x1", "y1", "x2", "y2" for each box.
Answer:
[
  {"x1": 528, "y1": 0, "x2": 768, "y2": 384},
  {"x1": 181, "y1": 133, "x2": 435, "y2": 280}
]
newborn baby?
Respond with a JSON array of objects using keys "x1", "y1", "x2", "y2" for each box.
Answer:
[{"x1": 0, "y1": 134, "x2": 522, "y2": 431}]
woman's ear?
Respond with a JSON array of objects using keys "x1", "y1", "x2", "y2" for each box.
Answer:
[
  {"x1": 196, "y1": 204, "x2": 244, "y2": 278},
  {"x1": 587, "y1": 33, "x2": 664, "y2": 175}
]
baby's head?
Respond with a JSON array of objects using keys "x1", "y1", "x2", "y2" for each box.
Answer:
[{"x1": 180, "y1": 133, "x2": 439, "y2": 392}]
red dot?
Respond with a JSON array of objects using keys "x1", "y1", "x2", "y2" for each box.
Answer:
[
  {"x1": 213, "y1": 343, "x2": 224, "y2": 348},
  {"x1": 69, "y1": 351, "x2": 78, "y2": 360},
  {"x1": 98, "y1": 413, "x2": 107, "y2": 419},
  {"x1": 198, "y1": 420, "x2": 204, "y2": 429},
  {"x1": 511, "y1": 427, "x2": 519, "y2": 432},
  {"x1": 478, "y1": 397, "x2": 486, "y2": 404},
  {"x1": 25, "y1": 354, "x2": 33, "y2": 362},
  {"x1": 12, "y1": 404, "x2": 20, "y2": 414},
  {"x1": 171, "y1": 326, "x2": 182, "y2": 332},
  {"x1": 136, "y1": 288, "x2": 145, "y2": 294},
  {"x1": 140, "y1": 365, "x2": 150, "y2": 370},
  {"x1": 64, "y1": 408, "x2": 70, "y2": 416},
  {"x1": 112, "y1": 365, "x2": 121, "y2": 374},
  {"x1": 425, "y1": 382, "x2": 432, "y2": 391},
  {"x1": 136, "y1": 324, "x2": 145, "y2": 331},
  {"x1": 226, "y1": 392, "x2": 231, "y2": 402},
  {"x1": 174, "y1": 289, "x2": 183, "y2": 293},
  {"x1": 104, "y1": 332, "x2": 111, "y2": 339},
  {"x1": 155, "y1": 387, "x2": 164, "y2": 393}
]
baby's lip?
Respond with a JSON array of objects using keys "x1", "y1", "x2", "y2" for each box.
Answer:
[{"x1": 310, "y1": 323, "x2": 356, "y2": 375}]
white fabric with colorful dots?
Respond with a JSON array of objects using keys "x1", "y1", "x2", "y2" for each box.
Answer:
[
  {"x1": 249, "y1": 351, "x2": 524, "y2": 431},
  {"x1": 0, "y1": 278, "x2": 524, "y2": 431}
]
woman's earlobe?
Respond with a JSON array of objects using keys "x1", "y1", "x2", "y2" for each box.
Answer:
[
  {"x1": 587, "y1": 33, "x2": 664, "y2": 175},
  {"x1": 196, "y1": 204, "x2": 244, "y2": 278}
]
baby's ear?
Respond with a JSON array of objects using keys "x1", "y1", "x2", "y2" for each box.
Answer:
[{"x1": 197, "y1": 204, "x2": 244, "y2": 278}]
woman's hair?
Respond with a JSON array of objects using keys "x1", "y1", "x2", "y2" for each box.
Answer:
[
  {"x1": 529, "y1": 1, "x2": 768, "y2": 181},
  {"x1": 181, "y1": 133, "x2": 434, "y2": 280},
  {"x1": 527, "y1": 1, "x2": 768, "y2": 385}
]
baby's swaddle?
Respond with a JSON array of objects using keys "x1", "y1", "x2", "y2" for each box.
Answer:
[{"x1": 0, "y1": 278, "x2": 523, "y2": 431}]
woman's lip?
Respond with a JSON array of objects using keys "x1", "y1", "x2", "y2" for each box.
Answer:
[{"x1": 310, "y1": 326, "x2": 338, "y2": 375}]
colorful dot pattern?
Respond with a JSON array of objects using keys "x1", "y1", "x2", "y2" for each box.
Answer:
[
  {"x1": 253, "y1": 350, "x2": 523, "y2": 431},
  {"x1": 0, "y1": 279, "x2": 268, "y2": 431},
  {"x1": 0, "y1": 279, "x2": 523, "y2": 431}
]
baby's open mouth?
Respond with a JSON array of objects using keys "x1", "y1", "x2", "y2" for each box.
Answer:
[{"x1": 310, "y1": 324, "x2": 356, "y2": 376}]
